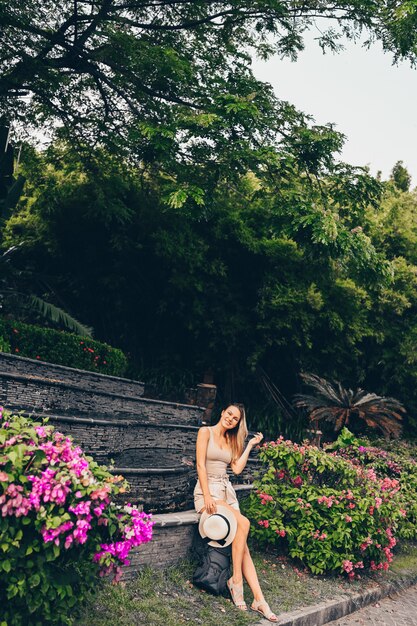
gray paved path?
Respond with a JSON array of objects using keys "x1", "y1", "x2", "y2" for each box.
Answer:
[{"x1": 328, "y1": 583, "x2": 417, "y2": 625}]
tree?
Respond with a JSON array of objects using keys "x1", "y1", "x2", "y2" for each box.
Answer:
[
  {"x1": 1, "y1": 143, "x2": 389, "y2": 426},
  {"x1": 0, "y1": 126, "x2": 92, "y2": 335},
  {"x1": 293, "y1": 373, "x2": 405, "y2": 438},
  {"x1": 390, "y1": 160, "x2": 412, "y2": 192},
  {"x1": 1, "y1": 1, "x2": 416, "y2": 156},
  {"x1": 360, "y1": 187, "x2": 417, "y2": 431},
  {"x1": 9, "y1": 143, "x2": 417, "y2": 436},
  {"x1": 0, "y1": 120, "x2": 25, "y2": 224}
]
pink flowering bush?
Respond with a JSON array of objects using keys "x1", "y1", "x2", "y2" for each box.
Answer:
[
  {"x1": 0, "y1": 409, "x2": 153, "y2": 625},
  {"x1": 242, "y1": 437, "x2": 402, "y2": 577},
  {"x1": 330, "y1": 430, "x2": 417, "y2": 541}
]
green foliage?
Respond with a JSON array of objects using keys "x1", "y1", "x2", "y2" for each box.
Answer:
[
  {"x1": 0, "y1": 317, "x2": 11, "y2": 353},
  {"x1": 324, "y1": 426, "x2": 365, "y2": 451},
  {"x1": 2, "y1": 143, "x2": 393, "y2": 424},
  {"x1": 4, "y1": 143, "x2": 417, "y2": 441},
  {"x1": 362, "y1": 188, "x2": 417, "y2": 431},
  {"x1": 242, "y1": 438, "x2": 402, "y2": 576},
  {"x1": 1, "y1": 2, "x2": 417, "y2": 155},
  {"x1": 0, "y1": 121, "x2": 25, "y2": 224},
  {"x1": 0, "y1": 1, "x2": 416, "y2": 435},
  {"x1": 0, "y1": 132, "x2": 93, "y2": 335},
  {"x1": 390, "y1": 161, "x2": 412, "y2": 192},
  {"x1": 0, "y1": 318, "x2": 127, "y2": 377}
]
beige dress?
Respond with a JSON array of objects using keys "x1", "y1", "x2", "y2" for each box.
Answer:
[{"x1": 193, "y1": 426, "x2": 240, "y2": 513}]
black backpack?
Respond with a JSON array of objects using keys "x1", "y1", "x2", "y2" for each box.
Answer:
[{"x1": 192, "y1": 545, "x2": 231, "y2": 596}]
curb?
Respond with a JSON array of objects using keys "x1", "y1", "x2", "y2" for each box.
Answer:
[{"x1": 255, "y1": 572, "x2": 417, "y2": 626}]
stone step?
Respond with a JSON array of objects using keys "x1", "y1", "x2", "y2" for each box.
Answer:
[
  {"x1": 23, "y1": 412, "x2": 202, "y2": 461},
  {"x1": 30, "y1": 413, "x2": 259, "y2": 480},
  {"x1": 124, "y1": 485, "x2": 254, "y2": 576},
  {"x1": 0, "y1": 360, "x2": 204, "y2": 426},
  {"x1": 0, "y1": 352, "x2": 145, "y2": 397}
]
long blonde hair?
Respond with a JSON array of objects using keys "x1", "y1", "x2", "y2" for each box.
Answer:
[{"x1": 224, "y1": 404, "x2": 248, "y2": 461}]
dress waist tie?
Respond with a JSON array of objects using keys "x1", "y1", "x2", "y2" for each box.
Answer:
[{"x1": 206, "y1": 473, "x2": 236, "y2": 502}]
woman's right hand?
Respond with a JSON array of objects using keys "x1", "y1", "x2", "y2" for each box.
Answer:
[{"x1": 204, "y1": 496, "x2": 217, "y2": 515}]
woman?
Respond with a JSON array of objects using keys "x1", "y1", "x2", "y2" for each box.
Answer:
[{"x1": 194, "y1": 404, "x2": 278, "y2": 622}]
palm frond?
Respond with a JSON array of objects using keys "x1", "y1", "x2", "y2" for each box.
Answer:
[
  {"x1": 29, "y1": 296, "x2": 93, "y2": 337},
  {"x1": 294, "y1": 372, "x2": 405, "y2": 438}
]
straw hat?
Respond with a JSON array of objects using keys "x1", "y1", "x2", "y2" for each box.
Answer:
[{"x1": 198, "y1": 504, "x2": 237, "y2": 548}]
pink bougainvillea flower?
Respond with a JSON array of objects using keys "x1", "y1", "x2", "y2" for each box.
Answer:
[{"x1": 35, "y1": 426, "x2": 47, "y2": 438}]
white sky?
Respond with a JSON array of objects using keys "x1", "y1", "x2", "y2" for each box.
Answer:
[{"x1": 252, "y1": 28, "x2": 417, "y2": 188}]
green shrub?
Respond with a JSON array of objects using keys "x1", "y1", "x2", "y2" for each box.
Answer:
[
  {"x1": 331, "y1": 432, "x2": 417, "y2": 541},
  {"x1": 0, "y1": 318, "x2": 127, "y2": 377},
  {"x1": 0, "y1": 409, "x2": 153, "y2": 625},
  {"x1": 242, "y1": 437, "x2": 402, "y2": 577},
  {"x1": 0, "y1": 317, "x2": 11, "y2": 353}
]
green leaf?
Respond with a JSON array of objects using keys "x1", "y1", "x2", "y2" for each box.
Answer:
[
  {"x1": 29, "y1": 573, "x2": 41, "y2": 588},
  {"x1": 7, "y1": 450, "x2": 17, "y2": 465},
  {"x1": 6, "y1": 585, "x2": 18, "y2": 599},
  {"x1": 164, "y1": 189, "x2": 188, "y2": 209}
]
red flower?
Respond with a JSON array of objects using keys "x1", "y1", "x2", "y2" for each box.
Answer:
[{"x1": 258, "y1": 520, "x2": 269, "y2": 528}]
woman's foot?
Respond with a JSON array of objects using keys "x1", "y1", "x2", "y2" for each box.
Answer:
[
  {"x1": 227, "y1": 577, "x2": 247, "y2": 611},
  {"x1": 251, "y1": 599, "x2": 278, "y2": 622}
]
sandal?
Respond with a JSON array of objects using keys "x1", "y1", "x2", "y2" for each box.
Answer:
[
  {"x1": 227, "y1": 577, "x2": 247, "y2": 611},
  {"x1": 251, "y1": 599, "x2": 278, "y2": 622}
]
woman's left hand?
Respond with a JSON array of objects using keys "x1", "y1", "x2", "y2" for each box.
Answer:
[{"x1": 249, "y1": 432, "x2": 263, "y2": 448}]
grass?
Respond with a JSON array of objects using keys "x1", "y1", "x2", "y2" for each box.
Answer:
[
  {"x1": 386, "y1": 542, "x2": 417, "y2": 577},
  {"x1": 76, "y1": 561, "x2": 252, "y2": 626},
  {"x1": 76, "y1": 542, "x2": 417, "y2": 626}
]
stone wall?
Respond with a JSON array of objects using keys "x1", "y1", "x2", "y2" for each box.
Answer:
[
  {"x1": 112, "y1": 465, "x2": 194, "y2": 513},
  {"x1": 126, "y1": 517, "x2": 198, "y2": 575},
  {"x1": 34, "y1": 415, "x2": 260, "y2": 479},
  {"x1": 36, "y1": 415, "x2": 200, "y2": 460},
  {"x1": 111, "y1": 448, "x2": 195, "y2": 513},
  {"x1": 0, "y1": 354, "x2": 204, "y2": 425},
  {"x1": 0, "y1": 352, "x2": 145, "y2": 397}
]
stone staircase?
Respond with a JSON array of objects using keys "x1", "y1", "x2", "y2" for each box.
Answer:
[
  {"x1": 0, "y1": 353, "x2": 200, "y2": 424},
  {"x1": 0, "y1": 352, "x2": 258, "y2": 570}
]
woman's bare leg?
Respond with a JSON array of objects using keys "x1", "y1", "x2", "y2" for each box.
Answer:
[
  {"x1": 231, "y1": 513, "x2": 250, "y2": 584},
  {"x1": 242, "y1": 544, "x2": 263, "y2": 601},
  {"x1": 212, "y1": 501, "x2": 274, "y2": 612},
  {"x1": 212, "y1": 501, "x2": 249, "y2": 585},
  {"x1": 242, "y1": 542, "x2": 278, "y2": 619}
]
